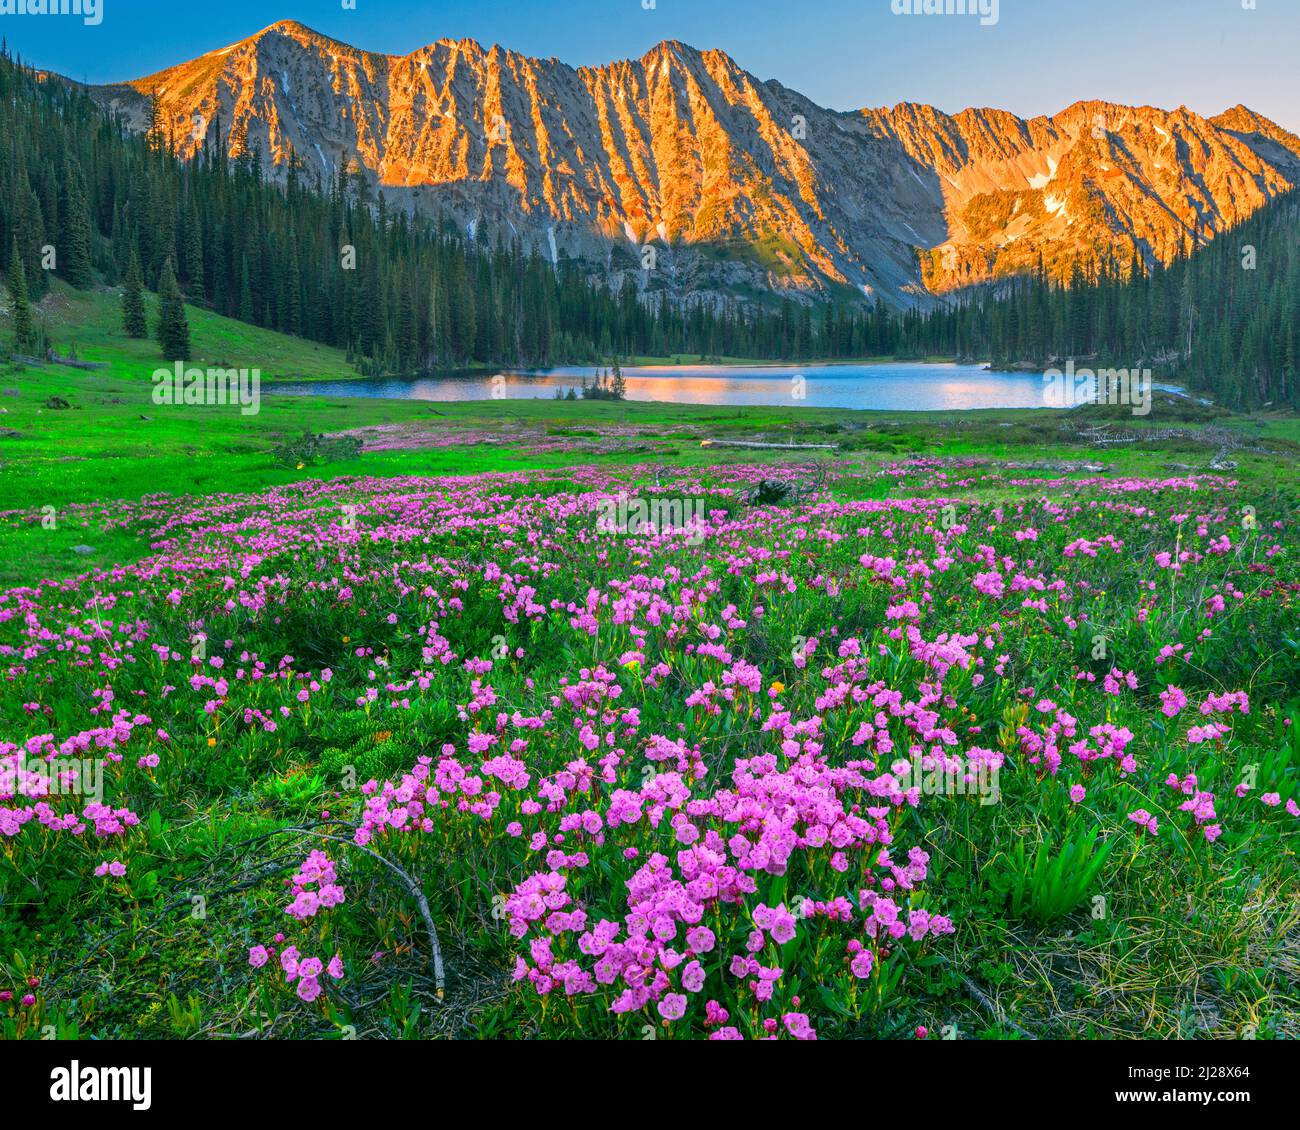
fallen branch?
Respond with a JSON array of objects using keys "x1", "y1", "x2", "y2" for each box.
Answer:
[
  {"x1": 704, "y1": 439, "x2": 837, "y2": 450},
  {"x1": 938, "y1": 954, "x2": 1038, "y2": 1040},
  {"x1": 1005, "y1": 460, "x2": 1107, "y2": 474},
  {"x1": 285, "y1": 826, "x2": 446, "y2": 998},
  {"x1": 49, "y1": 353, "x2": 108, "y2": 371}
]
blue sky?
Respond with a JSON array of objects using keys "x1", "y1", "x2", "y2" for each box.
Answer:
[{"x1": 3, "y1": 0, "x2": 1298, "y2": 130}]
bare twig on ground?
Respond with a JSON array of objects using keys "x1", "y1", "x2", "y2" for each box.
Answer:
[{"x1": 283, "y1": 826, "x2": 446, "y2": 998}]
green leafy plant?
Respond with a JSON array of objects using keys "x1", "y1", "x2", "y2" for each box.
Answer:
[{"x1": 998, "y1": 825, "x2": 1115, "y2": 925}]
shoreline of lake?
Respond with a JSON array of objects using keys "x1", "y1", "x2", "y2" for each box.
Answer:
[
  {"x1": 267, "y1": 360, "x2": 1193, "y2": 412},
  {"x1": 269, "y1": 361, "x2": 1055, "y2": 411}
]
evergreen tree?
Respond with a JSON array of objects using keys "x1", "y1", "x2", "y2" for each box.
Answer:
[
  {"x1": 6, "y1": 235, "x2": 35, "y2": 352},
  {"x1": 122, "y1": 248, "x2": 148, "y2": 338},
  {"x1": 59, "y1": 158, "x2": 95, "y2": 288},
  {"x1": 237, "y1": 256, "x2": 254, "y2": 324},
  {"x1": 181, "y1": 196, "x2": 204, "y2": 301},
  {"x1": 155, "y1": 257, "x2": 190, "y2": 360},
  {"x1": 284, "y1": 238, "x2": 303, "y2": 335}
]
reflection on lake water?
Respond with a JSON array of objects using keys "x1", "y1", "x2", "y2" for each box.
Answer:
[{"x1": 272, "y1": 362, "x2": 1057, "y2": 411}]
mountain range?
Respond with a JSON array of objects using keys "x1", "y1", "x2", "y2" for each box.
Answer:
[{"x1": 84, "y1": 20, "x2": 1300, "y2": 310}]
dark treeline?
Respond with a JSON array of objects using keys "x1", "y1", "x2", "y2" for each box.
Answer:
[{"x1": 1, "y1": 48, "x2": 1296, "y2": 408}]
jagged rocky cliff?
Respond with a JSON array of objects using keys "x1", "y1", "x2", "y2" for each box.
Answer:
[{"x1": 88, "y1": 20, "x2": 1300, "y2": 309}]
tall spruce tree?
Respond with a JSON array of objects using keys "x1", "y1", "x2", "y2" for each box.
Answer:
[
  {"x1": 181, "y1": 196, "x2": 204, "y2": 301},
  {"x1": 155, "y1": 258, "x2": 190, "y2": 360},
  {"x1": 122, "y1": 248, "x2": 148, "y2": 338},
  {"x1": 237, "y1": 256, "x2": 254, "y2": 324},
  {"x1": 59, "y1": 158, "x2": 95, "y2": 288},
  {"x1": 6, "y1": 235, "x2": 36, "y2": 353}
]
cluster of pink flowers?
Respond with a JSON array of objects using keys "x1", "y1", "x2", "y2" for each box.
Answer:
[
  {"x1": 283, "y1": 850, "x2": 346, "y2": 920},
  {"x1": 249, "y1": 939, "x2": 345, "y2": 1003},
  {"x1": 247, "y1": 851, "x2": 348, "y2": 1005},
  {"x1": 486, "y1": 717, "x2": 959, "y2": 1034},
  {"x1": 1, "y1": 459, "x2": 1293, "y2": 1038},
  {"x1": 1127, "y1": 809, "x2": 1160, "y2": 836}
]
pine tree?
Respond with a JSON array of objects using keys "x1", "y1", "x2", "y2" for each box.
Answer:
[
  {"x1": 59, "y1": 158, "x2": 95, "y2": 288},
  {"x1": 15, "y1": 182, "x2": 47, "y2": 299},
  {"x1": 237, "y1": 256, "x2": 254, "y2": 324},
  {"x1": 6, "y1": 235, "x2": 35, "y2": 353},
  {"x1": 284, "y1": 238, "x2": 303, "y2": 335},
  {"x1": 122, "y1": 248, "x2": 148, "y2": 338},
  {"x1": 155, "y1": 258, "x2": 190, "y2": 360},
  {"x1": 181, "y1": 196, "x2": 204, "y2": 301}
]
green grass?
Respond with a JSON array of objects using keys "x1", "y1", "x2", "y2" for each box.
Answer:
[
  {"x1": 3, "y1": 280, "x2": 1297, "y2": 578},
  {"x1": 3, "y1": 448, "x2": 1297, "y2": 1040},
  {"x1": 2, "y1": 282, "x2": 1299, "y2": 1041},
  {"x1": 10, "y1": 357, "x2": 1294, "y2": 524},
  {"x1": 23, "y1": 281, "x2": 360, "y2": 382}
]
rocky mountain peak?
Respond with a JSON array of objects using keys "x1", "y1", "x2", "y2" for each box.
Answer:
[{"x1": 84, "y1": 29, "x2": 1299, "y2": 310}]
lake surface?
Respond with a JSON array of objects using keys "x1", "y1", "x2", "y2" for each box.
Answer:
[{"x1": 273, "y1": 362, "x2": 1056, "y2": 411}]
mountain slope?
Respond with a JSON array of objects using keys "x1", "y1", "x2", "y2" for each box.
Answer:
[
  {"x1": 860, "y1": 100, "x2": 1300, "y2": 291},
  {"x1": 90, "y1": 21, "x2": 1300, "y2": 309}
]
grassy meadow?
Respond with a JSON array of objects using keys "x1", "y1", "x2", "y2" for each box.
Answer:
[{"x1": 1, "y1": 283, "x2": 1297, "y2": 1041}]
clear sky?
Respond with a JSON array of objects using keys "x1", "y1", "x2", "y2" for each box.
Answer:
[{"x1": 3, "y1": 0, "x2": 1297, "y2": 131}]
